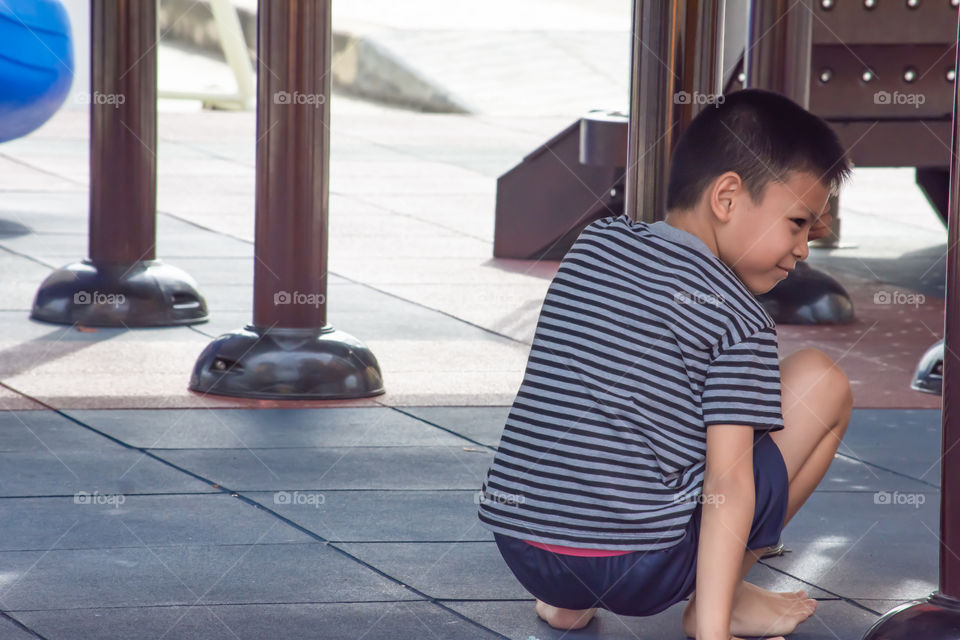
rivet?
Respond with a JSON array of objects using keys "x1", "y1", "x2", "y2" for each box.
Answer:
[{"x1": 819, "y1": 68, "x2": 833, "y2": 83}]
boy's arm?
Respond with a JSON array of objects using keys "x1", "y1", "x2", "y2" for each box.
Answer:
[{"x1": 695, "y1": 424, "x2": 756, "y2": 640}]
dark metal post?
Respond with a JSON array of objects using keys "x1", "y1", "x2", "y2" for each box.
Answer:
[
  {"x1": 31, "y1": 0, "x2": 208, "y2": 327},
  {"x1": 862, "y1": 15, "x2": 960, "y2": 640},
  {"x1": 625, "y1": 0, "x2": 725, "y2": 223},
  {"x1": 745, "y1": 0, "x2": 811, "y2": 104},
  {"x1": 189, "y1": 0, "x2": 383, "y2": 400}
]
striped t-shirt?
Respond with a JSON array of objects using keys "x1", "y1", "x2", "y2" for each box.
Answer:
[{"x1": 477, "y1": 213, "x2": 785, "y2": 551}]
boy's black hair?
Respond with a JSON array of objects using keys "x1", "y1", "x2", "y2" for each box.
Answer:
[{"x1": 665, "y1": 88, "x2": 852, "y2": 212}]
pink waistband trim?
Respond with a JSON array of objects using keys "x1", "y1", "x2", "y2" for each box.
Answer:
[{"x1": 523, "y1": 539, "x2": 634, "y2": 557}]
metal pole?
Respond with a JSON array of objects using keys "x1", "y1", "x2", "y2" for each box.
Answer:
[
  {"x1": 625, "y1": 0, "x2": 724, "y2": 223},
  {"x1": 745, "y1": 0, "x2": 811, "y2": 105},
  {"x1": 189, "y1": 0, "x2": 383, "y2": 399},
  {"x1": 31, "y1": 0, "x2": 208, "y2": 327}
]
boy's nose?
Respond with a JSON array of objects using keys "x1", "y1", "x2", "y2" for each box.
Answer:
[{"x1": 794, "y1": 236, "x2": 810, "y2": 262}]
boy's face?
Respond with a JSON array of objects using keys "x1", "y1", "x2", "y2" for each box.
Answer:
[{"x1": 717, "y1": 170, "x2": 831, "y2": 295}]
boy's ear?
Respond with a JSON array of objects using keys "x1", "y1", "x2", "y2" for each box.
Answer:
[{"x1": 710, "y1": 172, "x2": 740, "y2": 222}]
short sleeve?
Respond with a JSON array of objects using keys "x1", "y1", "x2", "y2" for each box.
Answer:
[{"x1": 701, "y1": 326, "x2": 784, "y2": 432}]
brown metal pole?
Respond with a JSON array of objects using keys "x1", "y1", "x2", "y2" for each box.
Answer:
[
  {"x1": 625, "y1": 0, "x2": 724, "y2": 223},
  {"x1": 938, "y1": 15, "x2": 960, "y2": 604},
  {"x1": 745, "y1": 0, "x2": 812, "y2": 105},
  {"x1": 30, "y1": 0, "x2": 207, "y2": 327},
  {"x1": 89, "y1": 0, "x2": 156, "y2": 263},
  {"x1": 189, "y1": 0, "x2": 383, "y2": 399},
  {"x1": 253, "y1": 0, "x2": 329, "y2": 329}
]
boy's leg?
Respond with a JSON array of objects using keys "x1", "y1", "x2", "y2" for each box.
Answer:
[
  {"x1": 682, "y1": 348, "x2": 851, "y2": 636},
  {"x1": 771, "y1": 347, "x2": 854, "y2": 529}
]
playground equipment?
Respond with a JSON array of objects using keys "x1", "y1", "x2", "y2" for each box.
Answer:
[
  {"x1": 30, "y1": 0, "x2": 208, "y2": 327},
  {"x1": 0, "y1": 0, "x2": 73, "y2": 142},
  {"x1": 188, "y1": 0, "x2": 384, "y2": 400}
]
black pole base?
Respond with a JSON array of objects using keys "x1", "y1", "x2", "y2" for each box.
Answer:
[
  {"x1": 30, "y1": 259, "x2": 208, "y2": 327},
  {"x1": 862, "y1": 592, "x2": 960, "y2": 639},
  {"x1": 188, "y1": 324, "x2": 385, "y2": 400},
  {"x1": 755, "y1": 261, "x2": 855, "y2": 325},
  {"x1": 912, "y1": 339, "x2": 944, "y2": 395}
]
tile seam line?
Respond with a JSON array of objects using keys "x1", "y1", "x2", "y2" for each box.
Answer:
[
  {"x1": 4, "y1": 599, "x2": 432, "y2": 613},
  {"x1": 833, "y1": 450, "x2": 940, "y2": 488},
  {"x1": 0, "y1": 610, "x2": 47, "y2": 640},
  {"x1": 0, "y1": 390, "x2": 510, "y2": 640},
  {"x1": 757, "y1": 560, "x2": 885, "y2": 617}
]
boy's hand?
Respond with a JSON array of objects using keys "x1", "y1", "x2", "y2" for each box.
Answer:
[{"x1": 807, "y1": 210, "x2": 833, "y2": 243}]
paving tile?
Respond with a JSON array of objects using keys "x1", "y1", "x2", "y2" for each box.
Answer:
[
  {"x1": 0, "y1": 542, "x2": 415, "y2": 611},
  {"x1": 402, "y1": 406, "x2": 510, "y2": 446},
  {"x1": 245, "y1": 489, "x2": 490, "y2": 543},
  {"x1": 158, "y1": 446, "x2": 494, "y2": 491},
  {"x1": 14, "y1": 601, "x2": 500, "y2": 640},
  {"x1": 817, "y1": 453, "x2": 936, "y2": 494},
  {"x1": 0, "y1": 615, "x2": 39, "y2": 640},
  {"x1": 0, "y1": 409, "x2": 120, "y2": 451},
  {"x1": 65, "y1": 408, "x2": 470, "y2": 448},
  {"x1": 448, "y1": 597, "x2": 880, "y2": 640},
  {"x1": 0, "y1": 494, "x2": 309, "y2": 551},
  {"x1": 0, "y1": 448, "x2": 216, "y2": 497},
  {"x1": 837, "y1": 409, "x2": 942, "y2": 486},
  {"x1": 768, "y1": 491, "x2": 939, "y2": 601}
]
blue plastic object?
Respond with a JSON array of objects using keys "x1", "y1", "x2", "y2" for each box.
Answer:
[{"x1": 0, "y1": 0, "x2": 74, "y2": 143}]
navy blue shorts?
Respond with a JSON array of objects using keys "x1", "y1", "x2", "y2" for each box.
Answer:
[{"x1": 493, "y1": 429, "x2": 789, "y2": 617}]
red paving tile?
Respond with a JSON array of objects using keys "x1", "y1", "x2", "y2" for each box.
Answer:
[{"x1": 777, "y1": 269, "x2": 942, "y2": 410}]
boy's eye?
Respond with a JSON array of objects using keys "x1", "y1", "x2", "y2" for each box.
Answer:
[{"x1": 791, "y1": 218, "x2": 808, "y2": 227}]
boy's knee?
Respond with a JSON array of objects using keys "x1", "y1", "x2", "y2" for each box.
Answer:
[{"x1": 783, "y1": 348, "x2": 852, "y2": 400}]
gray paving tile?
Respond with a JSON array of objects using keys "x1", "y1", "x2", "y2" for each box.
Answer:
[
  {"x1": 245, "y1": 489, "x2": 491, "y2": 543},
  {"x1": 402, "y1": 406, "x2": 510, "y2": 447},
  {"x1": 342, "y1": 541, "x2": 835, "y2": 602},
  {"x1": 0, "y1": 449, "x2": 216, "y2": 497},
  {"x1": 158, "y1": 446, "x2": 493, "y2": 491},
  {"x1": 766, "y1": 511, "x2": 938, "y2": 601},
  {"x1": 0, "y1": 410, "x2": 118, "y2": 451},
  {"x1": 448, "y1": 597, "x2": 880, "y2": 640},
  {"x1": 66, "y1": 408, "x2": 470, "y2": 449},
  {"x1": 838, "y1": 409, "x2": 942, "y2": 486},
  {"x1": 0, "y1": 542, "x2": 415, "y2": 611},
  {"x1": 0, "y1": 494, "x2": 309, "y2": 551},
  {"x1": 816, "y1": 452, "x2": 935, "y2": 493},
  {"x1": 14, "y1": 601, "x2": 501, "y2": 640},
  {"x1": 0, "y1": 616, "x2": 38, "y2": 640}
]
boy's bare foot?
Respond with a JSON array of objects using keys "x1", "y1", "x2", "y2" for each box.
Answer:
[
  {"x1": 682, "y1": 582, "x2": 816, "y2": 638},
  {"x1": 535, "y1": 599, "x2": 597, "y2": 630}
]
